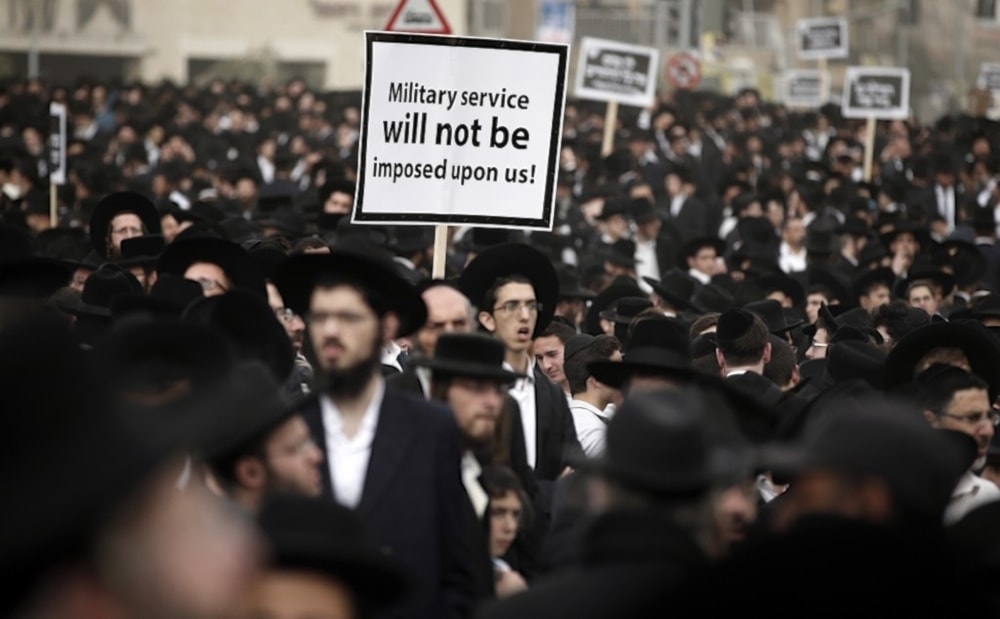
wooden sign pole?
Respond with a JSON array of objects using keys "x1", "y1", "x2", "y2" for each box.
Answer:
[
  {"x1": 49, "y1": 181, "x2": 57, "y2": 228},
  {"x1": 601, "y1": 100, "x2": 618, "y2": 157},
  {"x1": 432, "y1": 224, "x2": 449, "y2": 279},
  {"x1": 862, "y1": 115, "x2": 877, "y2": 182}
]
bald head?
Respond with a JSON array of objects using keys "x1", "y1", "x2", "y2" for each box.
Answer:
[{"x1": 416, "y1": 285, "x2": 474, "y2": 357}]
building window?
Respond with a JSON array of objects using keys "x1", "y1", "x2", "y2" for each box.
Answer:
[{"x1": 975, "y1": 0, "x2": 998, "y2": 20}]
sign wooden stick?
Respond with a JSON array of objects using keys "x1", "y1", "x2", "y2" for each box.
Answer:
[
  {"x1": 432, "y1": 224, "x2": 448, "y2": 279},
  {"x1": 601, "y1": 100, "x2": 618, "y2": 157},
  {"x1": 862, "y1": 115, "x2": 877, "y2": 182},
  {"x1": 49, "y1": 181, "x2": 57, "y2": 228}
]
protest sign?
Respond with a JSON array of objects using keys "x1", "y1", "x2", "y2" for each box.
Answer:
[
  {"x1": 796, "y1": 17, "x2": 848, "y2": 60},
  {"x1": 783, "y1": 70, "x2": 829, "y2": 108},
  {"x1": 574, "y1": 37, "x2": 659, "y2": 108},
  {"x1": 354, "y1": 32, "x2": 568, "y2": 231},
  {"x1": 842, "y1": 66, "x2": 910, "y2": 120},
  {"x1": 979, "y1": 62, "x2": 1000, "y2": 92},
  {"x1": 49, "y1": 102, "x2": 67, "y2": 223}
]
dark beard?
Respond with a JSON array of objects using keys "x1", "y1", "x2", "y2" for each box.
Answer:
[{"x1": 321, "y1": 337, "x2": 382, "y2": 399}]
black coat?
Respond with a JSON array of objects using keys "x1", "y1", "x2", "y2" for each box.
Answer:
[
  {"x1": 302, "y1": 387, "x2": 475, "y2": 619},
  {"x1": 476, "y1": 509, "x2": 709, "y2": 619},
  {"x1": 530, "y1": 366, "x2": 584, "y2": 484}
]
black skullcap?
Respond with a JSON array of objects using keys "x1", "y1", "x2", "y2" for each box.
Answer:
[
  {"x1": 717, "y1": 308, "x2": 756, "y2": 344},
  {"x1": 564, "y1": 333, "x2": 596, "y2": 360}
]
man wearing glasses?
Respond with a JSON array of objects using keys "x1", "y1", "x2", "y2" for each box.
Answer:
[
  {"x1": 915, "y1": 364, "x2": 1000, "y2": 524},
  {"x1": 459, "y1": 244, "x2": 583, "y2": 492}
]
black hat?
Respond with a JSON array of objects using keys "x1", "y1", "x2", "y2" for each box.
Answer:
[
  {"x1": 390, "y1": 225, "x2": 434, "y2": 256},
  {"x1": 851, "y1": 267, "x2": 896, "y2": 304},
  {"x1": 555, "y1": 263, "x2": 596, "y2": 300},
  {"x1": 117, "y1": 234, "x2": 166, "y2": 269},
  {"x1": 763, "y1": 398, "x2": 972, "y2": 523},
  {"x1": 933, "y1": 240, "x2": 987, "y2": 288},
  {"x1": 259, "y1": 207, "x2": 307, "y2": 239},
  {"x1": 183, "y1": 289, "x2": 295, "y2": 383},
  {"x1": 276, "y1": 239, "x2": 428, "y2": 337},
  {"x1": 630, "y1": 198, "x2": 658, "y2": 224},
  {"x1": 111, "y1": 273, "x2": 205, "y2": 320},
  {"x1": 825, "y1": 340, "x2": 886, "y2": 388},
  {"x1": 412, "y1": 332, "x2": 523, "y2": 383},
  {"x1": 807, "y1": 267, "x2": 852, "y2": 305},
  {"x1": 458, "y1": 243, "x2": 558, "y2": 338},
  {"x1": 595, "y1": 198, "x2": 629, "y2": 221},
  {"x1": 73, "y1": 263, "x2": 143, "y2": 318},
  {"x1": 690, "y1": 332, "x2": 718, "y2": 358},
  {"x1": 717, "y1": 308, "x2": 759, "y2": 346},
  {"x1": 564, "y1": 333, "x2": 596, "y2": 361},
  {"x1": 0, "y1": 258, "x2": 72, "y2": 300},
  {"x1": 588, "y1": 316, "x2": 692, "y2": 388},
  {"x1": 88, "y1": 191, "x2": 162, "y2": 259},
  {"x1": 257, "y1": 494, "x2": 408, "y2": 610},
  {"x1": 601, "y1": 238, "x2": 639, "y2": 268},
  {"x1": 584, "y1": 276, "x2": 644, "y2": 335},
  {"x1": 678, "y1": 237, "x2": 726, "y2": 267},
  {"x1": 157, "y1": 237, "x2": 268, "y2": 300},
  {"x1": 884, "y1": 321, "x2": 1000, "y2": 399},
  {"x1": 644, "y1": 268, "x2": 700, "y2": 311},
  {"x1": 804, "y1": 224, "x2": 840, "y2": 255},
  {"x1": 579, "y1": 388, "x2": 716, "y2": 496},
  {"x1": 455, "y1": 227, "x2": 519, "y2": 254},
  {"x1": 744, "y1": 299, "x2": 803, "y2": 334},
  {"x1": 689, "y1": 283, "x2": 734, "y2": 313},
  {"x1": 599, "y1": 296, "x2": 653, "y2": 324},
  {"x1": 759, "y1": 273, "x2": 806, "y2": 308},
  {"x1": 895, "y1": 270, "x2": 956, "y2": 301},
  {"x1": 857, "y1": 241, "x2": 891, "y2": 269},
  {"x1": 880, "y1": 221, "x2": 931, "y2": 252},
  {"x1": 968, "y1": 294, "x2": 1000, "y2": 320},
  {"x1": 842, "y1": 214, "x2": 873, "y2": 239}
]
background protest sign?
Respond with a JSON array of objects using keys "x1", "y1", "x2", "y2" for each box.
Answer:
[
  {"x1": 796, "y1": 17, "x2": 848, "y2": 60},
  {"x1": 49, "y1": 102, "x2": 66, "y2": 185},
  {"x1": 354, "y1": 32, "x2": 568, "y2": 230},
  {"x1": 783, "y1": 70, "x2": 829, "y2": 108},
  {"x1": 842, "y1": 66, "x2": 910, "y2": 120},
  {"x1": 574, "y1": 37, "x2": 659, "y2": 108},
  {"x1": 978, "y1": 62, "x2": 1000, "y2": 93}
]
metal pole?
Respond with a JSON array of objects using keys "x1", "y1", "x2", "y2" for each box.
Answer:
[
  {"x1": 956, "y1": 0, "x2": 967, "y2": 110},
  {"x1": 27, "y1": 0, "x2": 40, "y2": 79},
  {"x1": 679, "y1": 0, "x2": 693, "y2": 50}
]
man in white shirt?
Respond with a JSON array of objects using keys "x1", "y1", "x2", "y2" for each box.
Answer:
[
  {"x1": 778, "y1": 216, "x2": 807, "y2": 274},
  {"x1": 915, "y1": 364, "x2": 1000, "y2": 524},
  {"x1": 275, "y1": 242, "x2": 474, "y2": 619},
  {"x1": 562, "y1": 334, "x2": 623, "y2": 456},
  {"x1": 682, "y1": 237, "x2": 725, "y2": 285}
]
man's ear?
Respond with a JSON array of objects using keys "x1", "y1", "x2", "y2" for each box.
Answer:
[
  {"x1": 715, "y1": 347, "x2": 726, "y2": 375},
  {"x1": 479, "y1": 310, "x2": 496, "y2": 334},
  {"x1": 234, "y1": 457, "x2": 266, "y2": 491}
]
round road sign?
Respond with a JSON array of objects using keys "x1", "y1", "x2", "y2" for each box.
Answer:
[{"x1": 665, "y1": 52, "x2": 702, "y2": 90}]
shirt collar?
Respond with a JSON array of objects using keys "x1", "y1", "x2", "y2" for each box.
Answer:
[
  {"x1": 570, "y1": 399, "x2": 609, "y2": 419},
  {"x1": 321, "y1": 377, "x2": 386, "y2": 434}
]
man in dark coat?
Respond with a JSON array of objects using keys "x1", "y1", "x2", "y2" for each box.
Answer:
[
  {"x1": 716, "y1": 308, "x2": 786, "y2": 416},
  {"x1": 275, "y1": 241, "x2": 474, "y2": 619},
  {"x1": 477, "y1": 388, "x2": 718, "y2": 619}
]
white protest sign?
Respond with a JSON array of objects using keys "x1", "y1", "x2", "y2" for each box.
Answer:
[
  {"x1": 574, "y1": 37, "x2": 659, "y2": 108},
  {"x1": 979, "y1": 62, "x2": 1000, "y2": 92},
  {"x1": 842, "y1": 66, "x2": 910, "y2": 120},
  {"x1": 354, "y1": 33, "x2": 568, "y2": 230},
  {"x1": 49, "y1": 102, "x2": 66, "y2": 185},
  {"x1": 796, "y1": 17, "x2": 848, "y2": 60},
  {"x1": 783, "y1": 70, "x2": 829, "y2": 108}
]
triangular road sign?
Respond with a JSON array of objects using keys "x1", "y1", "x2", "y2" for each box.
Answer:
[{"x1": 384, "y1": 0, "x2": 452, "y2": 34}]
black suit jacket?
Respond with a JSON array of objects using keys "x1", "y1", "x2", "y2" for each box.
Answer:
[
  {"x1": 531, "y1": 366, "x2": 583, "y2": 483},
  {"x1": 303, "y1": 387, "x2": 475, "y2": 619}
]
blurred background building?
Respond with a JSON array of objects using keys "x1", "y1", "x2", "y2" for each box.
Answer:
[{"x1": 1, "y1": 0, "x2": 999, "y2": 120}]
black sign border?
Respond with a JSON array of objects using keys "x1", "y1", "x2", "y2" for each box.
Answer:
[{"x1": 354, "y1": 31, "x2": 569, "y2": 230}]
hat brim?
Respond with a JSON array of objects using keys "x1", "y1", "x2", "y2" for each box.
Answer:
[
  {"x1": 884, "y1": 321, "x2": 1000, "y2": 399},
  {"x1": 678, "y1": 238, "x2": 727, "y2": 268},
  {"x1": 584, "y1": 279, "x2": 645, "y2": 335},
  {"x1": 588, "y1": 356, "x2": 695, "y2": 390},
  {"x1": 559, "y1": 285, "x2": 597, "y2": 300},
  {"x1": 88, "y1": 192, "x2": 162, "y2": 259},
  {"x1": 157, "y1": 238, "x2": 267, "y2": 300},
  {"x1": 643, "y1": 276, "x2": 698, "y2": 312},
  {"x1": 457, "y1": 243, "x2": 558, "y2": 339},
  {"x1": 411, "y1": 358, "x2": 522, "y2": 383},
  {"x1": 276, "y1": 251, "x2": 427, "y2": 338}
]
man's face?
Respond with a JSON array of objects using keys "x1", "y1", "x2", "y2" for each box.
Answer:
[
  {"x1": 805, "y1": 293, "x2": 827, "y2": 324},
  {"x1": 860, "y1": 285, "x2": 891, "y2": 311},
  {"x1": 927, "y1": 387, "x2": 994, "y2": 469},
  {"x1": 325, "y1": 191, "x2": 353, "y2": 214},
  {"x1": 489, "y1": 490, "x2": 522, "y2": 558},
  {"x1": 307, "y1": 285, "x2": 381, "y2": 374},
  {"x1": 782, "y1": 219, "x2": 806, "y2": 247},
  {"x1": 268, "y1": 283, "x2": 305, "y2": 353},
  {"x1": 416, "y1": 286, "x2": 472, "y2": 357},
  {"x1": 480, "y1": 282, "x2": 537, "y2": 355},
  {"x1": 534, "y1": 335, "x2": 566, "y2": 387},
  {"x1": 908, "y1": 284, "x2": 938, "y2": 316},
  {"x1": 236, "y1": 570, "x2": 358, "y2": 619},
  {"x1": 601, "y1": 214, "x2": 629, "y2": 240},
  {"x1": 108, "y1": 212, "x2": 144, "y2": 257},
  {"x1": 711, "y1": 480, "x2": 758, "y2": 556},
  {"x1": 772, "y1": 469, "x2": 882, "y2": 532},
  {"x1": 687, "y1": 248, "x2": 717, "y2": 276},
  {"x1": 555, "y1": 298, "x2": 585, "y2": 327},
  {"x1": 891, "y1": 233, "x2": 919, "y2": 258},
  {"x1": 185, "y1": 262, "x2": 230, "y2": 297},
  {"x1": 805, "y1": 327, "x2": 829, "y2": 360},
  {"x1": 263, "y1": 416, "x2": 324, "y2": 497},
  {"x1": 446, "y1": 377, "x2": 506, "y2": 446}
]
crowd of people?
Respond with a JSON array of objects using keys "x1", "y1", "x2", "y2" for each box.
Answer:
[{"x1": 5, "y1": 73, "x2": 1000, "y2": 617}]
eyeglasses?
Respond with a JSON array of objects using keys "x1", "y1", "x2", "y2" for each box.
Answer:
[
  {"x1": 808, "y1": 341, "x2": 829, "y2": 349},
  {"x1": 274, "y1": 308, "x2": 295, "y2": 323},
  {"x1": 194, "y1": 278, "x2": 227, "y2": 293},
  {"x1": 305, "y1": 310, "x2": 373, "y2": 327},
  {"x1": 934, "y1": 410, "x2": 1000, "y2": 427},
  {"x1": 493, "y1": 300, "x2": 542, "y2": 315}
]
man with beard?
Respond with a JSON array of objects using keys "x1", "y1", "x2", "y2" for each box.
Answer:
[
  {"x1": 915, "y1": 364, "x2": 1000, "y2": 523},
  {"x1": 267, "y1": 280, "x2": 312, "y2": 395},
  {"x1": 206, "y1": 363, "x2": 325, "y2": 513},
  {"x1": 414, "y1": 332, "x2": 525, "y2": 605},
  {"x1": 275, "y1": 241, "x2": 474, "y2": 619}
]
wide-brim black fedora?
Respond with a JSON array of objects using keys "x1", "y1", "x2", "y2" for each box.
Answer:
[
  {"x1": 0, "y1": 257, "x2": 72, "y2": 300},
  {"x1": 588, "y1": 316, "x2": 693, "y2": 388},
  {"x1": 275, "y1": 239, "x2": 428, "y2": 338},
  {"x1": 808, "y1": 267, "x2": 852, "y2": 306},
  {"x1": 88, "y1": 191, "x2": 162, "y2": 259},
  {"x1": 410, "y1": 332, "x2": 523, "y2": 383},
  {"x1": 879, "y1": 221, "x2": 932, "y2": 252},
  {"x1": 584, "y1": 276, "x2": 644, "y2": 335},
  {"x1": 599, "y1": 296, "x2": 653, "y2": 324},
  {"x1": 644, "y1": 268, "x2": 701, "y2": 312},
  {"x1": 967, "y1": 294, "x2": 1000, "y2": 319},
  {"x1": 555, "y1": 263, "x2": 596, "y2": 300},
  {"x1": 110, "y1": 274, "x2": 205, "y2": 321},
  {"x1": 117, "y1": 234, "x2": 166, "y2": 269},
  {"x1": 884, "y1": 320, "x2": 1000, "y2": 399},
  {"x1": 894, "y1": 270, "x2": 956, "y2": 301},
  {"x1": 851, "y1": 267, "x2": 897, "y2": 304},
  {"x1": 677, "y1": 237, "x2": 727, "y2": 268},
  {"x1": 157, "y1": 236, "x2": 267, "y2": 300},
  {"x1": 457, "y1": 243, "x2": 558, "y2": 339},
  {"x1": 744, "y1": 299, "x2": 803, "y2": 334},
  {"x1": 759, "y1": 272, "x2": 806, "y2": 308},
  {"x1": 257, "y1": 494, "x2": 409, "y2": 611}
]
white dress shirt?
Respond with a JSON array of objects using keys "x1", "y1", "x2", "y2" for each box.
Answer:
[
  {"x1": 504, "y1": 356, "x2": 538, "y2": 469},
  {"x1": 462, "y1": 451, "x2": 489, "y2": 519},
  {"x1": 688, "y1": 268, "x2": 711, "y2": 285},
  {"x1": 569, "y1": 399, "x2": 613, "y2": 457},
  {"x1": 634, "y1": 238, "x2": 661, "y2": 282},
  {"x1": 320, "y1": 380, "x2": 386, "y2": 509},
  {"x1": 936, "y1": 184, "x2": 956, "y2": 233},
  {"x1": 779, "y1": 242, "x2": 807, "y2": 274},
  {"x1": 945, "y1": 471, "x2": 1000, "y2": 525},
  {"x1": 381, "y1": 340, "x2": 403, "y2": 373}
]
